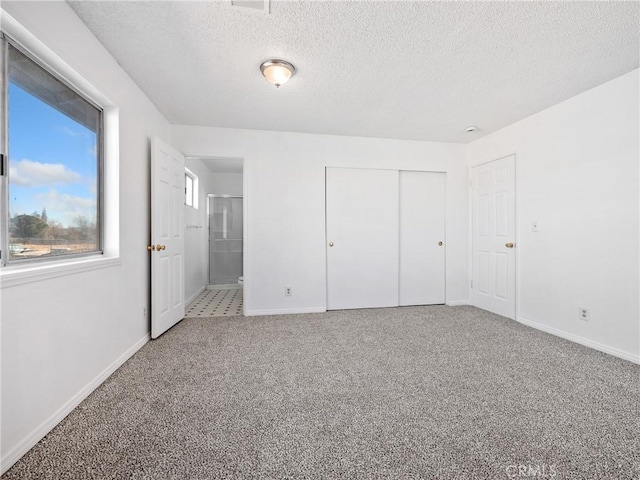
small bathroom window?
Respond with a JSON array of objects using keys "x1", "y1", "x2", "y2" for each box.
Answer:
[{"x1": 185, "y1": 168, "x2": 198, "y2": 209}]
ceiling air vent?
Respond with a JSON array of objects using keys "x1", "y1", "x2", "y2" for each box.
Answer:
[{"x1": 230, "y1": 0, "x2": 270, "y2": 14}]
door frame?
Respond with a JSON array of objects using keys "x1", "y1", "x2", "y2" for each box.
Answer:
[{"x1": 468, "y1": 153, "x2": 519, "y2": 319}]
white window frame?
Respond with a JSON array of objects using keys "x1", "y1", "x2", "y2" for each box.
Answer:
[
  {"x1": 185, "y1": 167, "x2": 198, "y2": 209},
  {"x1": 0, "y1": 12, "x2": 120, "y2": 288}
]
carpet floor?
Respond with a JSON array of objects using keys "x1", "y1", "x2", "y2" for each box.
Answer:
[{"x1": 3, "y1": 306, "x2": 638, "y2": 479}]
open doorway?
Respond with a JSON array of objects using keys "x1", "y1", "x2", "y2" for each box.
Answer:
[{"x1": 183, "y1": 156, "x2": 244, "y2": 318}]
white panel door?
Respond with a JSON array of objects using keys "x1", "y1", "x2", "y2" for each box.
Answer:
[
  {"x1": 151, "y1": 137, "x2": 185, "y2": 338},
  {"x1": 399, "y1": 171, "x2": 446, "y2": 306},
  {"x1": 326, "y1": 168, "x2": 399, "y2": 310},
  {"x1": 471, "y1": 155, "x2": 516, "y2": 318}
]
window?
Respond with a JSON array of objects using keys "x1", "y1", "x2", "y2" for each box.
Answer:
[
  {"x1": 185, "y1": 168, "x2": 198, "y2": 209},
  {"x1": 1, "y1": 38, "x2": 103, "y2": 264}
]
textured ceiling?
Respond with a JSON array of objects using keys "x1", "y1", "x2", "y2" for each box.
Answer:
[{"x1": 68, "y1": 1, "x2": 639, "y2": 143}]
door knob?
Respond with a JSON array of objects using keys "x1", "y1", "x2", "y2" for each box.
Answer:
[
  {"x1": 438, "y1": 241, "x2": 443, "y2": 246},
  {"x1": 328, "y1": 242, "x2": 334, "y2": 247},
  {"x1": 147, "y1": 245, "x2": 155, "y2": 251},
  {"x1": 156, "y1": 244, "x2": 166, "y2": 251},
  {"x1": 505, "y1": 242, "x2": 514, "y2": 248}
]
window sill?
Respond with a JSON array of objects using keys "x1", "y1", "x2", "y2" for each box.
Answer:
[{"x1": 0, "y1": 255, "x2": 121, "y2": 289}]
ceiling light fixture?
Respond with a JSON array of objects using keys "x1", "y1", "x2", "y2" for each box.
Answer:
[{"x1": 260, "y1": 59, "x2": 296, "y2": 88}]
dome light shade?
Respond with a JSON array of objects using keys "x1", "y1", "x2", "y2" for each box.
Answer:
[{"x1": 260, "y1": 59, "x2": 296, "y2": 88}]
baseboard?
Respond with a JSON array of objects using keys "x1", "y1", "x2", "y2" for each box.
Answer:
[
  {"x1": 186, "y1": 285, "x2": 206, "y2": 306},
  {"x1": 245, "y1": 306, "x2": 326, "y2": 316},
  {"x1": 517, "y1": 316, "x2": 639, "y2": 364},
  {"x1": 445, "y1": 300, "x2": 468, "y2": 306},
  {"x1": 206, "y1": 284, "x2": 241, "y2": 290},
  {"x1": 247, "y1": 304, "x2": 471, "y2": 315},
  {"x1": 1, "y1": 333, "x2": 151, "y2": 475}
]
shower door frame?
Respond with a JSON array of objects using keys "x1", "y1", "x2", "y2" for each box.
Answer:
[{"x1": 206, "y1": 194, "x2": 244, "y2": 288}]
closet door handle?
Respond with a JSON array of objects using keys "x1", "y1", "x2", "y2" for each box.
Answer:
[
  {"x1": 438, "y1": 241, "x2": 443, "y2": 246},
  {"x1": 328, "y1": 242, "x2": 334, "y2": 247}
]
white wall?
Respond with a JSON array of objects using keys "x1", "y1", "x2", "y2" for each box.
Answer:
[
  {"x1": 466, "y1": 69, "x2": 640, "y2": 362},
  {"x1": 0, "y1": 2, "x2": 172, "y2": 471},
  {"x1": 204, "y1": 171, "x2": 243, "y2": 197},
  {"x1": 183, "y1": 159, "x2": 209, "y2": 304},
  {"x1": 172, "y1": 126, "x2": 469, "y2": 315},
  {"x1": 183, "y1": 159, "x2": 243, "y2": 303}
]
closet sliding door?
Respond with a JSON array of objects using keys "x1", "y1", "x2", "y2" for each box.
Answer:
[
  {"x1": 326, "y1": 168, "x2": 399, "y2": 310},
  {"x1": 326, "y1": 168, "x2": 445, "y2": 310},
  {"x1": 399, "y1": 171, "x2": 446, "y2": 306}
]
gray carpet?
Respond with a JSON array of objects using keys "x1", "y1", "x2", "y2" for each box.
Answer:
[{"x1": 3, "y1": 306, "x2": 639, "y2": 479}]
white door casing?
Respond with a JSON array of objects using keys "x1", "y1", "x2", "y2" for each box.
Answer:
[
  {"x1": 151, "y1": 137, "x2": 185, "y2": 338},
  {"x1": 399, "y1": 171, "x2": 446, "y2": 306},
  {"x1": 326, "y1": 167, "x2": 399, "y2": 310},
  {"x1": 471, "y1": 155, "x2": 516, "y2": 319}
]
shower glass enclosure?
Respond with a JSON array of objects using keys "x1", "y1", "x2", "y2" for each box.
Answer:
[{"x1": 208, "y1": 195, "x2": 243, "y2": 285}]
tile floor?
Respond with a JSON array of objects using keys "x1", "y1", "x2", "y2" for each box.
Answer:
[{"x1": 186, "y1": 287, "x2": 243, "y2": 318}]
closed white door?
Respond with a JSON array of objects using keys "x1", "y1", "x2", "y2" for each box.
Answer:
[
  {"x1": 326, "y1": 168, "x2": 399, "y2": 310},
  {"x1": 471, "y1": 155, "x2": 516, "y2": 319},
  {"x1": 399, "y1": 171, "x2": 446, "y2": 306},
  {"x1": 151, "y1": 137, "x2": 185, "y2": 338}
]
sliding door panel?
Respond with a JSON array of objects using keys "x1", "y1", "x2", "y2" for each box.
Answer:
[
  {"x1": 326, "y1": 168, "x2": 399, "y2": 310},
  {"x1": 399, "y1": 171, "x2": 446, "y2": 306}
]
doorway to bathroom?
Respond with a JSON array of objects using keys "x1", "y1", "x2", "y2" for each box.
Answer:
[{"x1": 183, "y1": 156, "x2": 244, "y2": 318}]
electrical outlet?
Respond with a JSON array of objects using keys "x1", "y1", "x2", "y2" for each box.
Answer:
[
  {"x1": 285, "y1": 286, "x2": 292, "y2": 296},
  {"x1": 143, "y1": 307, "x2": 147, "y2": 319},
  {"x1": 532, "y1": 220, "x2": 539, "y2": 232},
  {"x1": 578, "y1": 307, "x2": 590, "y2": 321}
]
